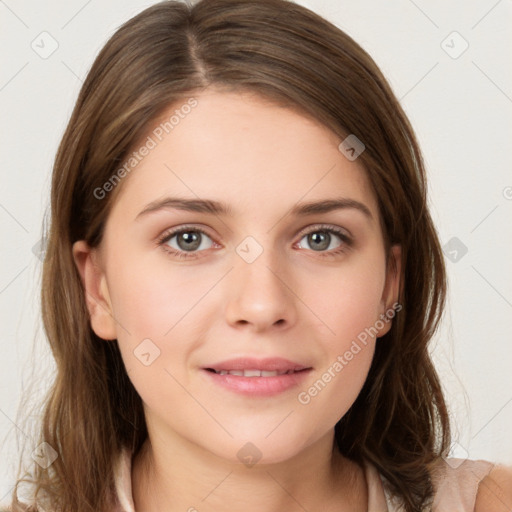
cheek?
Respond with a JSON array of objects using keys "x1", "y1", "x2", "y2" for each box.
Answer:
[
  {"x1": 293, "y1": 256, "x2": 385, "y2": 427},
  {"x1": 296, "y1": 282, "x2": 381, "y2": 436},
  {"x1": 106, "y1": 253, "x2": 220, "y2": 340},
  {"x1": 300, "y1": 254, "x2": 386, "y2": 345},
  {"x1": 105, "y1": 255, "x2": 221, "y2": 400},
  {"x1": 296, "y1": 342, "x2": 375, "y2": 442}
]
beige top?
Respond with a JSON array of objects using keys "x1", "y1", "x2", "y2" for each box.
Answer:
[{"x1": 113, "y1": 447, "x2": 494, "y2": 511}]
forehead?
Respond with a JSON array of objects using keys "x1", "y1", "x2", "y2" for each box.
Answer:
[{"x1": 107, "y1": 89, "x2": 378, "y2": 223}]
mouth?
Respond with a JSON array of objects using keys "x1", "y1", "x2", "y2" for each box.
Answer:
[
  {"x1": 205, "y1": 368, "x2": 305, "y2": 377},
  {"x1": 201, "y1": 357, "x2": 312, "y2": 397}
]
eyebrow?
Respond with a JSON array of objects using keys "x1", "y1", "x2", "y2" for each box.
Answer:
[{"x1": 135, "y1": 197, "x2": 373, "y2": 221}]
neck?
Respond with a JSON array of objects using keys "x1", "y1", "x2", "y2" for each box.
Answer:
[{"x1": 131, "y1": 429, "x2": 367, "y2": 512}]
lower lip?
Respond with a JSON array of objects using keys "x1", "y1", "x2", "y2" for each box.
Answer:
[{"x1": 202, "y1": 369, "x2": 311, "y2": 397}]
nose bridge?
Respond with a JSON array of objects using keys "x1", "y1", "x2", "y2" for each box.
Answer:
[{"x1": 224, "y1": 235, "x2": 297, "y2": 330}]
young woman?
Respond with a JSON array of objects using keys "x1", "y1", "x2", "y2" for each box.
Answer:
[{"x1": 7, "y1": 0, "x2": 512, "y2": 511}]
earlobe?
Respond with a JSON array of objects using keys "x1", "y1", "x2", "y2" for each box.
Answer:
[
  {"x1": 377, "y1": 244, "x2": 402, "y2": 338},
  {"x1": 72, "y1": 240, "x2": 117, "y2": 341}
]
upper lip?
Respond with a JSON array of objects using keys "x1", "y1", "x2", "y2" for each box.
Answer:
[{"x1": 203, "y1": 357, "x2": 311, "y2": 372}]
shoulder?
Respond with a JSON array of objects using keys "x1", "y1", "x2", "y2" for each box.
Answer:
[
  {"x1": 373, "y1": 457, "x2": 511, "y2": 512},
  {"x1": 474, "y1": 463, "x2": 512, "y2": 512},
  {"x1": 427, "y1": 457, "x2": 488, "y2": 510}
]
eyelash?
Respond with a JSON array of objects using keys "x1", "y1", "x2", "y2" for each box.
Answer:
[{"x1": 156, "y1": 224, "x2": 353, "y2": 260}]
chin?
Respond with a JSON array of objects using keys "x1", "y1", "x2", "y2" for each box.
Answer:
[{"x1": 200, "y1": 426, "x2": 322, "y2": 467}]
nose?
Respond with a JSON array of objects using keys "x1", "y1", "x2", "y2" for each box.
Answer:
[{"x1": 224, "y1": 249, "x2": 298, "y2": 333}]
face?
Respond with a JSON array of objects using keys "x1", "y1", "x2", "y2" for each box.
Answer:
[{"x1": 73, "y1": 88, "x2": 400, "y2": 465}]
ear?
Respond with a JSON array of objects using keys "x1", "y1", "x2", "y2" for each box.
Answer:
[
  {"x1": 72, "y1": 240, "x2": 117, "y2": 341},
  {"x1": 376, "y1": 244, "x2": 402, "y2": 338}
]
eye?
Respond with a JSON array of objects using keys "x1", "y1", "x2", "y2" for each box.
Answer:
[
  {"x1": 156, "y1": 224, "x2": 353, "y2": 260},
  {"x1": 296, "y1": 225, "x2": 353, "y2": 256},
  {"x1": 157, "y1": 226, "x2": 216, "y2": 259}
]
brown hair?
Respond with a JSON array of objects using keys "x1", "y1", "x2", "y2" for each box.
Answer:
[{"x1": 9, "y1": 0, "x2": 450, "y2": 510}]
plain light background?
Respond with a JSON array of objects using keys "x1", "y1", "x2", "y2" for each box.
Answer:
[{"x1": 1, "y1": 0, "x2": 511, "y2": 504}]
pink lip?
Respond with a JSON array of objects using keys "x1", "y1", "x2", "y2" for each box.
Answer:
[
  {"x1": 201, "y1": 357, "x2": 312, "y2": 397},
  {"x1": 204, "y1": 357, "x2": 309, "y2": 372}
]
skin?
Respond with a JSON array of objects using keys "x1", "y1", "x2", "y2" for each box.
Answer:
[
  {"x1": 475, "y1": 466, "x2": 512, "y2": 512},
  {"x1": 73, "y1": 88, "x2": 402, "y2": 512}
]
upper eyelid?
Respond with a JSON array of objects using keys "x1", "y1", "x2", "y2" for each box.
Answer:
[
  {"x1": 296, "y1": 223, "x2": 352, "y2": 239},
  {"x1": 159, "y1": 224, "x2": 215, "y2": 241}
]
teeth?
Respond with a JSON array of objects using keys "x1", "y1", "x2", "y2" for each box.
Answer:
[
  {"x1": 244, "y1": 369, "x2": 262, "y2": 377},
  {"x1": 213, "y1": 369, "x2": 292, "y2": 377}
]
